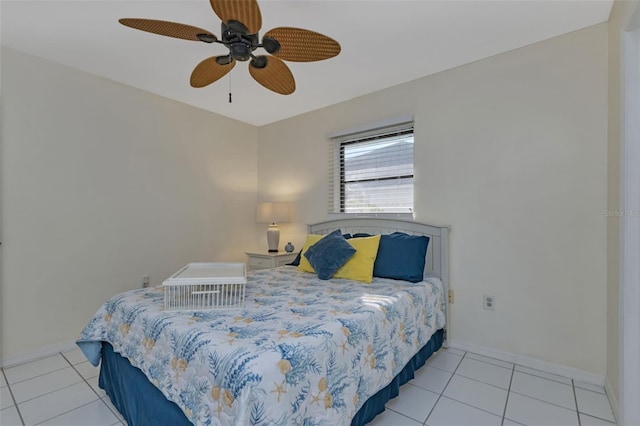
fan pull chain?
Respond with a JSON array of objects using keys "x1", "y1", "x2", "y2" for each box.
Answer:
[{"x1": 228, "y1": 73, "x2": 232, "y2": 103}]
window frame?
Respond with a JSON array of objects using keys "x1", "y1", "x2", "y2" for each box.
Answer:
[{"x1": 328, "y1": 121, "x2": 415, "y2": 216}]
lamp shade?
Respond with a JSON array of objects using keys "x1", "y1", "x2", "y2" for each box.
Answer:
[{"x1": 256, "y1": 202, "x2": 290, "y2": 224}]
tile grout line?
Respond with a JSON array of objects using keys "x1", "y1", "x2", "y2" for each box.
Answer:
[
  {"x1": 32, "y1": 399, "x2": 100, "y2": 426},
  {"x1": 101, "y1": 394, "x2": 122, "y2": 421},
  {"x1": 507, "y1": 389, "x2": 582, "y2": 413},
  {"x1": 513, "y1": 365, "x2": 575, "y2": 386},
  {"x1": 18, "y1": 352, "x2": 92, "y2": 425},
  {"x1": 465, "y1": 353, "x2": 514, "y2": 369},
  {"x1": 74, "y1": 363, "x2": 123, "y2": 421},
  {"x1": 8, "y1": 352, "x2": 87, "y2": 405},
  {"x1": 573, "y1": 384, "x2": 607, "y2": 395},
  {"x1": 59, "y1": 351, "x2": 81, "y2": 366},
  {"x1": 426, "y1": 353, "x2": 581, "y2": 425},
  {"x1": 600, "y1": 383, "x2": 618, "y2": 424},
  {"x1": 454, "y1": 371, "x2": 512, "y2": 391},
  {"x1": 68, "y1": 348, "x2": 125, "y2": 425},
  {"x1": 4, "y1": 364, "x2": 71, "y2": 387},
  {"x1": 500, "y1": 362, "x2": 516, "y2": 426},
  {"x1": 574, "y1": 409, "x2": 618, "y2": 424},
  {"x1": 573, "y1": 379, "x2": 582, "y2": 426},
  {"x1": 2, "y1": 351, "x2": 78, "y2": 369},
  {"x1": 434, "y1": 393, "x2": 510, "y2": 422},
  {"x1": 421, "y1": 350, "x2": 466, "y2": 426},
  {"x1": 579, "y1": 414, "x2": 617, "y2": 425},
  {"x1": 512, "y1": 363, "x2": 589, "y2": 413},
  {"x1": 67, "y1": 354, "x2": 123, "y2": 422},
  {"x1": 10, "y1": 351, "x2": 96, "y2": 426},
  {"x1": 2, "y1": 368, "x2": 26, "y2": 426},
  {"x1": 573, "y1": 386, "x2": 617, "y2": 423},
  {"x1": 432, "y1": 351, "x2": 531, "y2": 423},
  {"x1": 13, "y1": 380, "x2": 86, "y2": 406},
  {"x1": 423, "y1": 352, "x2": 479, "y2": 375},
  {"x1": 450, "y1": 355, "x2": 601, "y2": 394},
  {"x1": 384, "y1": 406, "x2": 428, "y2": 425},
  {"x1": 410, "y1": 360, "x2": 512, "y2": 394},
  {"x1": 485, "y1": 362, "x2": 616, "y2": 425},
  {"x1": 18, "y1": 352, "x2": 101, "y2": 426}
]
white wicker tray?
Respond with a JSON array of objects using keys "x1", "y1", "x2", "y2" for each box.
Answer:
[{"x1": 162, "y1": 262, "x2": 247, "y2": 311}]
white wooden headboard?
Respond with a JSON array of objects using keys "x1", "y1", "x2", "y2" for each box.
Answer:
[{"x1": 308, "y1": 218, "x2": 450, "y2": 344}]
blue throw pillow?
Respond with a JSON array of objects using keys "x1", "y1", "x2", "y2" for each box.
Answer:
[
  {"x1": 304, "y1": 229, "x2": 356, "y2": 280},
  {"x1": 373, "y1": 232, "x2": 430, "y2": 283},
  {"x1": 288, "y1": 233, "x2": 351, "y2": 266},
  {"x1": 287, "y1": 250, "x2": 302, "y2": 266}
]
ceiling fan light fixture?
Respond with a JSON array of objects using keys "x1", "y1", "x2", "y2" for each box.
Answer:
[
  {"x1": 215, "y1": 55, "x2": 233, "y2": 65},
  {"x1": 230, "y1": 43, "x2": 253, "y2": 61}
]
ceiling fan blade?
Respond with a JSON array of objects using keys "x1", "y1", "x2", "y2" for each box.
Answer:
[
  {"x1": 249, "y1": 56, "x2": 295, "y2": 95},
  {"x1": 119, "y1": 18, "x2": 217, "y2": 42},
  {"x1": 263, "y1": 27, "x2": 341, "y2": 62},
  {"x1": 209, "y1": 0, "x2": 262, "y2": 34},
  {"x1": 190, "y1": 56, "x2": 236, "y2": 88}
]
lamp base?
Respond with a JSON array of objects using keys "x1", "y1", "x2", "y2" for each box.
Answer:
[{"x1": 266, "y1": 224, "x2": 280, "y2": 252}]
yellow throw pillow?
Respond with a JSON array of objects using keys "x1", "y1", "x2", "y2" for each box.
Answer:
[
  {"x1": 297, "y1": 234, "x2": 325, "y2": 273},
  {"x1": 333, "y1": 235, "x2": 381, "y2": 283}
]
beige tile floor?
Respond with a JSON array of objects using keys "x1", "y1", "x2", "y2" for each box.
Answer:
[{"x1": 0, "y1": 347, "x2": 616, "y2": 426}]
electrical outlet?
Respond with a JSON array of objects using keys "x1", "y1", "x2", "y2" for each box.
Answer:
[
  {"x1": 448, "y1": 289, "x2": 455, "y2": 304},
  {"x1": 142, "y1": 276, "x2": 150, "y2": 288},
  {"x1": 483, "y1": 294, "x2": 495, "y2": 311}
]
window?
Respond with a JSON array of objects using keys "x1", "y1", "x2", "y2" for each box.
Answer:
[{"x1": 329, "y1": 121, "x2": 414, "y2": 214}]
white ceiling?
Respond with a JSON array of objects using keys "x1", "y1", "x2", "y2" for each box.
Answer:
[{"x1": 1, "y1": 0, "x2": 613, "y2": 126}]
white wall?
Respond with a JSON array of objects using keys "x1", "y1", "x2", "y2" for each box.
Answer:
[
  {"x1": 258, "y1": 25, "x2": 608, "y2": 375},
  {"x1": 1, "y1": 47, "x2": 259, "y2": 360},
  {"x1": 0, "y1": 23, "x2": 611, "y2": 376}
]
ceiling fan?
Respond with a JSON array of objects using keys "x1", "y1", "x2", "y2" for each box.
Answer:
[{"x1": 119, "y1": 0, "x2": 341, "y2": 96}]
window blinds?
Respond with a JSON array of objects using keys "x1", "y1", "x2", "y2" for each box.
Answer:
[{"x1": 328, "y1": 122, "x2": 414, "y2": 214}]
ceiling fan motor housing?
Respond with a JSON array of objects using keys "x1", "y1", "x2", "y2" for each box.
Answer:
[{"x1": 221, "y1": 21, "x2": 258, "y2": 61}]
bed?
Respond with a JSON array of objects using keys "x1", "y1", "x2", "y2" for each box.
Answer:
[{"x1": 77, "y1": 218, "x2": 449, "y2": 426}]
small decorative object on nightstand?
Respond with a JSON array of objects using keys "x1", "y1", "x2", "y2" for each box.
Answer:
[
  {"x1": 284, "y1": 242, "x2": 294, "y2": 253},
  {"x1": 246, "y1": 251, "x2": 298, "y2": 271}
]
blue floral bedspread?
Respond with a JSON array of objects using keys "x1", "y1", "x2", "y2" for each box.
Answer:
[{"x1": 77, "y1": 266, "x2": 445, "y2": 426}]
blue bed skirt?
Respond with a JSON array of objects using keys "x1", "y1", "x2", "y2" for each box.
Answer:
[{"x1": 99, "y1": 328, "x2": 444, "y2": 425}]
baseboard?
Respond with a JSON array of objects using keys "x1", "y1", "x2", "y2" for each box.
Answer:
[
  {"x1": 1, "y1": 340, "x2": 77, "y2": 368},
  {"x1": 604, "y1": 376, "x2": 619, "y2": 423},
  {"x1": 449, "y1": 339, "x2": 605, "y2": 386}
]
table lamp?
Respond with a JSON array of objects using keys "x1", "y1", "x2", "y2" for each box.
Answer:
[{"x1": 256, "y1": 202, "x2": 290, "y2": 252}]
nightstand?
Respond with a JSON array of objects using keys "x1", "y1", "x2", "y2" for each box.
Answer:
[{"x1": 245, "y1": 251, "x2": 298, "y2": 271}]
